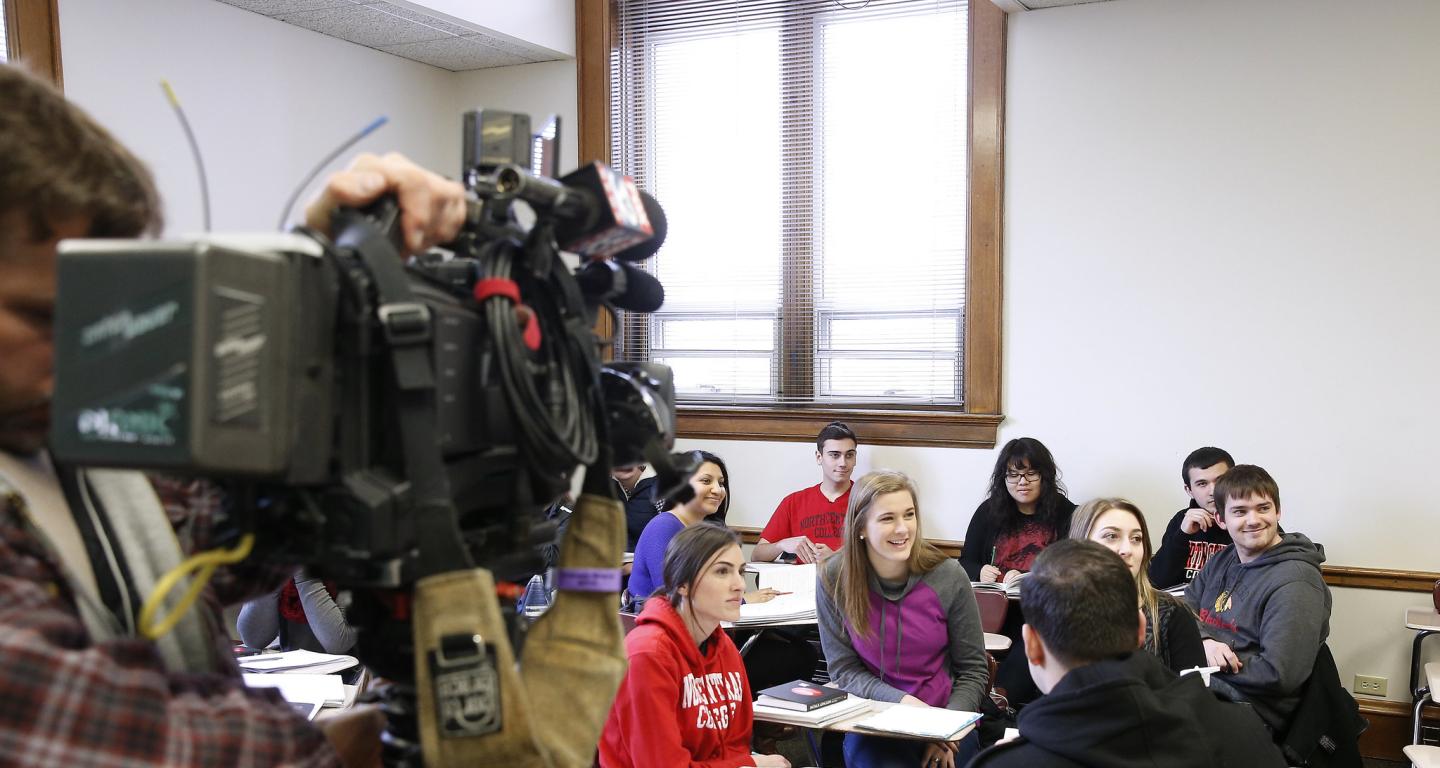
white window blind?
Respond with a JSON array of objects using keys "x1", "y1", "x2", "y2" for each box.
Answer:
[
  {"x1": 610, "y1": 0, "x2": 969, "y2": 408},
  {"x1": 1, "y1": 8, "x2": 10, "y2": 62}
]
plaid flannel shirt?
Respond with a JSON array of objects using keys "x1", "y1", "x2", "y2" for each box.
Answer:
[{"x1": 0, "y1": 472, "x2": 340, "y2": 767}]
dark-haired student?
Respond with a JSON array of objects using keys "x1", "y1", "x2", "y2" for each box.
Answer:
[
  {"x1": 600, "y1": 523, "x2": 791, "y2": 768},
  {"x1": 958, "y1": 437, "x2": 1075, "y2": 706},
  {"x1": 1184, "y1": 465, "x2": 1331, "y2": 734},
  {"x1": 614, "y1": 463, "x2": 659, "y2": 552},
  {"x1": 1070, "y1": 498, "x2": 1204, "y2": 673},
  {"x1": 752, "y1": 421, "x2": 857, "y2": 564},
  {"x1": 627, "y1": 452, "x2": 779, "y2": 606},
  {"x1": 1149, "y1": 446, "x2": 1235, "y2": 589},
  {"x1": 817, "y1": 471, "x2": 988, "y2": 768},
  {"x1": 958, "y1": 438, "x2": 1075, "y2": 585},
  {"x1": 969, "y1": 539, "x2": 1285, "y2": 768}
]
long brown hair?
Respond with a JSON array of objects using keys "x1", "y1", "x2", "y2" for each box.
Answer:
[
  {"x1": 824, "y1": 470, "x2": 947, "y2": 639},
  {"x1": 1068, "y1": 497, "x2": 1168, "y2": 628},
  {"x1": 661, "y1": 522, "x2": 741, "y2": 618}
]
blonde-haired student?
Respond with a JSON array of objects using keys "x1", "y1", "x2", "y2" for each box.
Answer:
[{"x1": 817, "y1": 470, "x2": 989, "y2": 768}]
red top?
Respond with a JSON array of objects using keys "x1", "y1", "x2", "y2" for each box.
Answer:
[
  {"x1": 598, "y1": 599, "x2": 755, "y2": 768},
  {"x1": 759, "y1": 483, "x2": 851, "y2": 551}
]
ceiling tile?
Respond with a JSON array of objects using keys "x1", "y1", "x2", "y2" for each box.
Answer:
[
  {"x1": 275, "y1": 4, "x2": 451, "y2": 48},
  {"x1": 214, "y1": 0, "x2": 352, "y2": 16},
  {"x1": 366, "y1": 1, "x2": 475, "y2": 37},
  {"x1": 379, "y1": 36, "x2": 535, "y2": 72}
]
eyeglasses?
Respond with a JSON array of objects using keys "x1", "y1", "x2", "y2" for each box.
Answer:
[{"x1": 1004, "y1": 470, "x2": 1041, "y2": 485}]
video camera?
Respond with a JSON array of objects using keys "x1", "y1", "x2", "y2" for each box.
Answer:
[{"x1": 46, "y1": 109, "x2": 692, "y2": 766}]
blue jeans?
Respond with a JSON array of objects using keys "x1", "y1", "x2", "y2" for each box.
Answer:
[{"x1": 842, "y1": 730, "x2": 980, "y2": 768}]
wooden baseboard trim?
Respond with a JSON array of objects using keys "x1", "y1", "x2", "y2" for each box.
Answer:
[
  {"x1": 1357, "y1": 698, "x2": 1440, "y2": 761},
  {"x1": 735, "y1": 527, "x2": 1440, "y2": 593}
]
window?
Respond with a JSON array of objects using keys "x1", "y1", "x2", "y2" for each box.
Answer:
[
  {"x1": 2, "y1": 0, "x2": 63, "y2": 83},
  {"x1": 578, "y1": 0, "x2": 1005, "y2": 447}
]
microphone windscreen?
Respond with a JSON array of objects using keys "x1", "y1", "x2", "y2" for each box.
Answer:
[
  {"x1": 611, "y1": 192, "x2": 667, "y2": 263},
  {"x1": 611, "y1": 263, "x2": 664, "y2": 313}
]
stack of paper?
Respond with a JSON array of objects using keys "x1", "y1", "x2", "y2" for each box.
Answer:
[
  {"x1": 238, "y1": 649, "x2": 359, "y2": 676},
  {"x1": 852, "y1": 705, "x2": 982, "y2": 741},
  {"x1": 733, "y1": 563, "x2": 818, "y2": 626},
  {"x1": 243, "y1": 673, "x2": 347, "y2": 712},
  {"x1": 753, "y1": 695, "x2": 871, "y2": 727}
]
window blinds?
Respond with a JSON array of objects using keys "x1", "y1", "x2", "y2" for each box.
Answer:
[{"x1": 610, "y1": 0, "x2": 968, "y2": 408}]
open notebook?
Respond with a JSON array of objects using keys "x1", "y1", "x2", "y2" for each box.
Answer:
[
  {"x1": 852, "y1": 705, "x2": 982, "y2": 741},
  {"x1": 733, "y1": 563, "x2": 817, "y2": 626}
]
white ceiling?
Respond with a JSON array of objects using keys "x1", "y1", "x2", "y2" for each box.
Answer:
[{"x1": 213, "y1": 0, "x2": 570, "y2": 71}]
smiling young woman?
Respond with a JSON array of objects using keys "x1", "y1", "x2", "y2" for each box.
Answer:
[
  {"x1": 1070, "y1": 498, "x2": 1204, "y2": 673},
  {"x1": 817, "y1": 470, "x2": 989, "y2": 768}
]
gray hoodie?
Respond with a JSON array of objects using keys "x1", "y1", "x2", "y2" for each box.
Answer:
[{"x1": 1184, "y1": 532, "x2": 1331, "y2": 731}]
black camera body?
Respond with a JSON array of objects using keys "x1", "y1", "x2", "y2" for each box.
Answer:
[{"x1": 49, "y1": 132, "x2": 676, "y2": 592}]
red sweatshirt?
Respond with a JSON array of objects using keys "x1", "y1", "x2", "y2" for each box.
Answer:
[{"x1": 599, "y1": 598, "x2": 756, "y2": 768}]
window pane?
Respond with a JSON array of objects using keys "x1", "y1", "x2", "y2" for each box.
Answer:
[
  {"x1": 826, "y1": 315, "x2": 960, "y2": 352},
  {"x1": 649, "y1": 31, "x2": 782, "y2": 313},
  {"x1": 819, "y1": 356, "x2": 959, "y2": 401},
  {"x1": 657, "y1": 317, "x2": 775, "y2": 352},
  {"x1": 818, "y1": 12, "x2": 967, "y2": 311},
  {"x1": 654, "y1": 355, "x2": 773, "y2": 398}
]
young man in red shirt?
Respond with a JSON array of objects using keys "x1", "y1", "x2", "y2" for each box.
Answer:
[{"x1": 751, "y1": 422, "x2": 856, "y2": 563}]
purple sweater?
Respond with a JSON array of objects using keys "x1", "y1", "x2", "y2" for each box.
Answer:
[
  {"x1": 628, "y1": 511, "x2": 685, "y2": 600},
  {"x1": 816, "y1": 557, "x2": 989, "y2": 712}
]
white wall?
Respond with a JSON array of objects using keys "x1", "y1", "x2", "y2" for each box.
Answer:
[
  {"x1": 59, "y1": 0, "x2": 459, "y2": 235},
  {"x1": 453, "y1": 60, "x2": 579, "y2": 174},
  {"x1": 679, "y1": 0, "x2": 1440, "y2": 704}
]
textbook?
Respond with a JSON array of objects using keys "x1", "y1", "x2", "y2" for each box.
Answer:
[
  {"x1": 756, "y1": 680, "x2": 848, "y2": 711},
  {"x1": 752, "y1": 696, "x2": 871, "y2": 727}
]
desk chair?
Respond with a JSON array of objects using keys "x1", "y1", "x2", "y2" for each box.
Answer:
[
  {"x1": 1416, "y1": 662, "x2": 1440, "y2": 745},
  {"x1": 974, "y1": 590, "x2": 1009, "y2": 635},
  {"x1": 619, "y1": 611, "x2": 639, "y2": 637},
  {"x1": 1406, "y1": 744, "x2": 1440, "y2": 768},
  {"x1": 973, "y1": 590, "x2": 1012, "y2": 714}
]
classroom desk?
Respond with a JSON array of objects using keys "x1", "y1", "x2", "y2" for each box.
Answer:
[
  {"x1": 753, "y1": 699, "x2": 979, "y2": 768},
  {"x1": 1409, "y1": 607, "x2": 1440, "y2": 742},
  {"x1": 984, "y1": 632, "x2": 1011, "y2": 653}
]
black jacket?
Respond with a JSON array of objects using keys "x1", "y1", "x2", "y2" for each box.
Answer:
[
  {"x1": 617, "y1": 476, "x2": 659, "y2": 551},
  {"x1": 967, "y1": 652, "x2": 1285, "y2": 768},
  {"x1": 1278, "y1": 645, "x2": 1365, "y2": 768}
]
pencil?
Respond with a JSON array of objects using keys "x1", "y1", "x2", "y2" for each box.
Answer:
[{"x1": 990, "y1": 546, "x2": 997, "y2": 565}]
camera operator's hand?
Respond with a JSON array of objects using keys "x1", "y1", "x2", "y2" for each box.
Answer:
[
  {"x1": 306, "y1": 152, "x2": 466, "y2": 256},
  {"x1": 317, "y1": 704, "x2": 385, "y2": 767}
]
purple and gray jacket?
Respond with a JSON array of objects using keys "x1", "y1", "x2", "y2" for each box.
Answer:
[{"x1": 816, "y1": 556, "x2": 989, "y2": 713}]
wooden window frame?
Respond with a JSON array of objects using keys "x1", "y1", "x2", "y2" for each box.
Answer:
[
  {"x1": 576, "y1": 0, "x2": 1005, "y2": 449},
  {"x1": 3, "y1": 0, "x2": 63, "y2": 86}
]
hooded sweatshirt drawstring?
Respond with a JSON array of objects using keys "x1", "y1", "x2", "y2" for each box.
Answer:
[{"x1": 876, "y1": 595, "x2": 907, "y2": 688}]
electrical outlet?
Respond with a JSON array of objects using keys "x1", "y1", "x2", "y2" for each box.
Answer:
[{"x1": 1354, "y1": 674, "x2": 1388, "y2": 697}]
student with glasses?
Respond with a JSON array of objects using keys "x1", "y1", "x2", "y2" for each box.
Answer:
[
  {"x1": 959, "y1": 438, "x2": 1075, "y2": 586},
  {"x1": 959, "y1": 437, "x2": 1075, "y2": 707}
]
